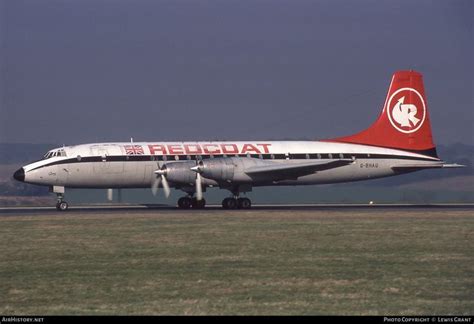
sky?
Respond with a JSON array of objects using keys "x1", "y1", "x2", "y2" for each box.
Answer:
[{"x1": 1, "y1": 0, "x2": 472, "y2": 145}]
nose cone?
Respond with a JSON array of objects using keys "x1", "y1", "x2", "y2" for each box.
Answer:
[{"x1": 13, "y1": 168, "x2": 25, "y2": 182}]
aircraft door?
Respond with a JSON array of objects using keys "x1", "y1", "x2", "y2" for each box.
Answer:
[{"x1": 91, "y1": 145, "x2": 124, "y2": 174}]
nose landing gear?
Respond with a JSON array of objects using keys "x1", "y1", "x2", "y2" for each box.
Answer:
[
  {"x1": 51, "y1": 186, "x2": 68, "y2": 211},
  {"x1": 56, "y1": 200, "x2": 69, "y2": 211},
  {"x1": 55, "y1": 193, "x2": 69, "y2": 211}
]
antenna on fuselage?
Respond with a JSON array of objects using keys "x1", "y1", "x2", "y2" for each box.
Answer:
[{"x1": 130, "y1": 137, "x2": 134, "y2": 143}]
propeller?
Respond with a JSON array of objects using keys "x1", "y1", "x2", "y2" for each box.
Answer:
[
  {"x1": 152, "y1": 166, "x2": 171, "y2": 198},
  {"x1": 191, "y1": 161, "x2": 204, "y2": 201},
  {"x1": 107, "y1": 188, "x2": 113, "y2": 202},
  {"x1": 107, "y1": 188, "x2": 123, "y2": 202},
  {"x1": 151, "y1": 161, "x2": 204, "y2": 201},
  {"x1": 195, "y1": 172, "x2": 203, "y2": 201}
]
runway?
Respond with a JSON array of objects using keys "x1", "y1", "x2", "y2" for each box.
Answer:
[{"x1": 1, "y1": 203, "x2": 473, "y2": 215}]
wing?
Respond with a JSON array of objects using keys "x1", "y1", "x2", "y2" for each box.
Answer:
[{"x1": 245, "y1": 159, "x2": 353, "y2": 180}]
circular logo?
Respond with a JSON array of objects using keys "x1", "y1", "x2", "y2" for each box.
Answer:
[{"x1": 386, "y1": 87, "x2": 426, "y2": 134}]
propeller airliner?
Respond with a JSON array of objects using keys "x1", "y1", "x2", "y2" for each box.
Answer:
[{"x1": 13, "y1": 71, "x2": 463, "y2": 210}]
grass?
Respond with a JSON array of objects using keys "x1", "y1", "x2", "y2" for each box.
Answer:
[{"x1": 0, "y1": 209, "x2": 473, "y2": 315}]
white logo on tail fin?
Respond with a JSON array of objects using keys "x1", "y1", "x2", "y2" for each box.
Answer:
[
  {"x1": 387, "y1": 88, "x2": 426, "y2": 134},
  {"x1": 392, "y1": 96, "x2": 420, "y2": 127}
]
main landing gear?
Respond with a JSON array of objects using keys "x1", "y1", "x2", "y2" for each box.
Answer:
[
  {"x1": 176, "y1": 185, "x2": 252, "y2": 210},
  {"x1": 177, "y1": 196, "x2": 206, "y2": 209},
  {"x1": 176, "y1": 196, "x2": 251, "y2": 209},
  {"x1": 222, "y1": 197, "x2": 251, "y2": 209}
]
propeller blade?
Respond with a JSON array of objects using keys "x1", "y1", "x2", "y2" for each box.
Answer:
[
  {"x1": 161, "y1": 175, "x2": 171, "y2": 198},
  {"x1": 151, "y1": 176, "x2": 161, "y2": 196},
  {"x1": 107, "y1": 188, "x2": 113, "y2": 202},
  {"x1": 195, "y1": 172, "x2": 203, "y2": 201}
]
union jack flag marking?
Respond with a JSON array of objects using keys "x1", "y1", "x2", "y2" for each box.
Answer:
[{"x1": 125, "y1": 145, "x2": 144, "y2": 155}]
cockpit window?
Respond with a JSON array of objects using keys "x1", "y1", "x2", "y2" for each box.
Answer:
[{"x1": 43, "y1": 149, "x2": 67, "y2": 159}]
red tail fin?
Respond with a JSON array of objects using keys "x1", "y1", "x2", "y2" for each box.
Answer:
[{"x1": 326, "y1": 70, "x2": 437, "y2": 157}]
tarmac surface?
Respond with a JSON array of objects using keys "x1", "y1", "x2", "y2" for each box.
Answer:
[{"x1": 1, "y1": 203, "x2": 473, "y2": 216}]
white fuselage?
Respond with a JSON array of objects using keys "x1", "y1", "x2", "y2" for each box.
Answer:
[{"x1": 21, "y1": 141, "x2": 439, "y2": 189}]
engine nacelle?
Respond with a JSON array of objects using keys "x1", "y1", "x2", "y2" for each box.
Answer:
[
  {"x1": 198, "y1": 158, "x2": 235, "y2": 182},
  {"x1": 197, "y1": 157, "x2": 271, "y2": 183},
  {"x1": 162, "y1": 161, "x2": 198, "y2": 185},
  {"x1": 162, "y1": 161, "x2": 219, "y2": 187}
]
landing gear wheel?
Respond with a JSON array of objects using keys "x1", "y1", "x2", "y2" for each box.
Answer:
[
  {"x1": 237, "y1": 198, "x2": 252, "y2": 209},
  {"x1": 177, "y1": 197, "x2": 192, "y2": 209},
  {"x1": 222, "y1": 197, "x2": 237, "y2": 209},
  {"x1": 56, "y1": 201, "x2": 69, "y2": 211},
  {"x1": 191, "y1": 198, "x2": 206, "y2": 209}
]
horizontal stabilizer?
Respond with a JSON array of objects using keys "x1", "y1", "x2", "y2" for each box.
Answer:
[
  {"x1": 440, "y1": 163, "x2": 466, "y2": 168},
  {"x1": 392, "y1": 162, "x2": 465, "y2": 171}
]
